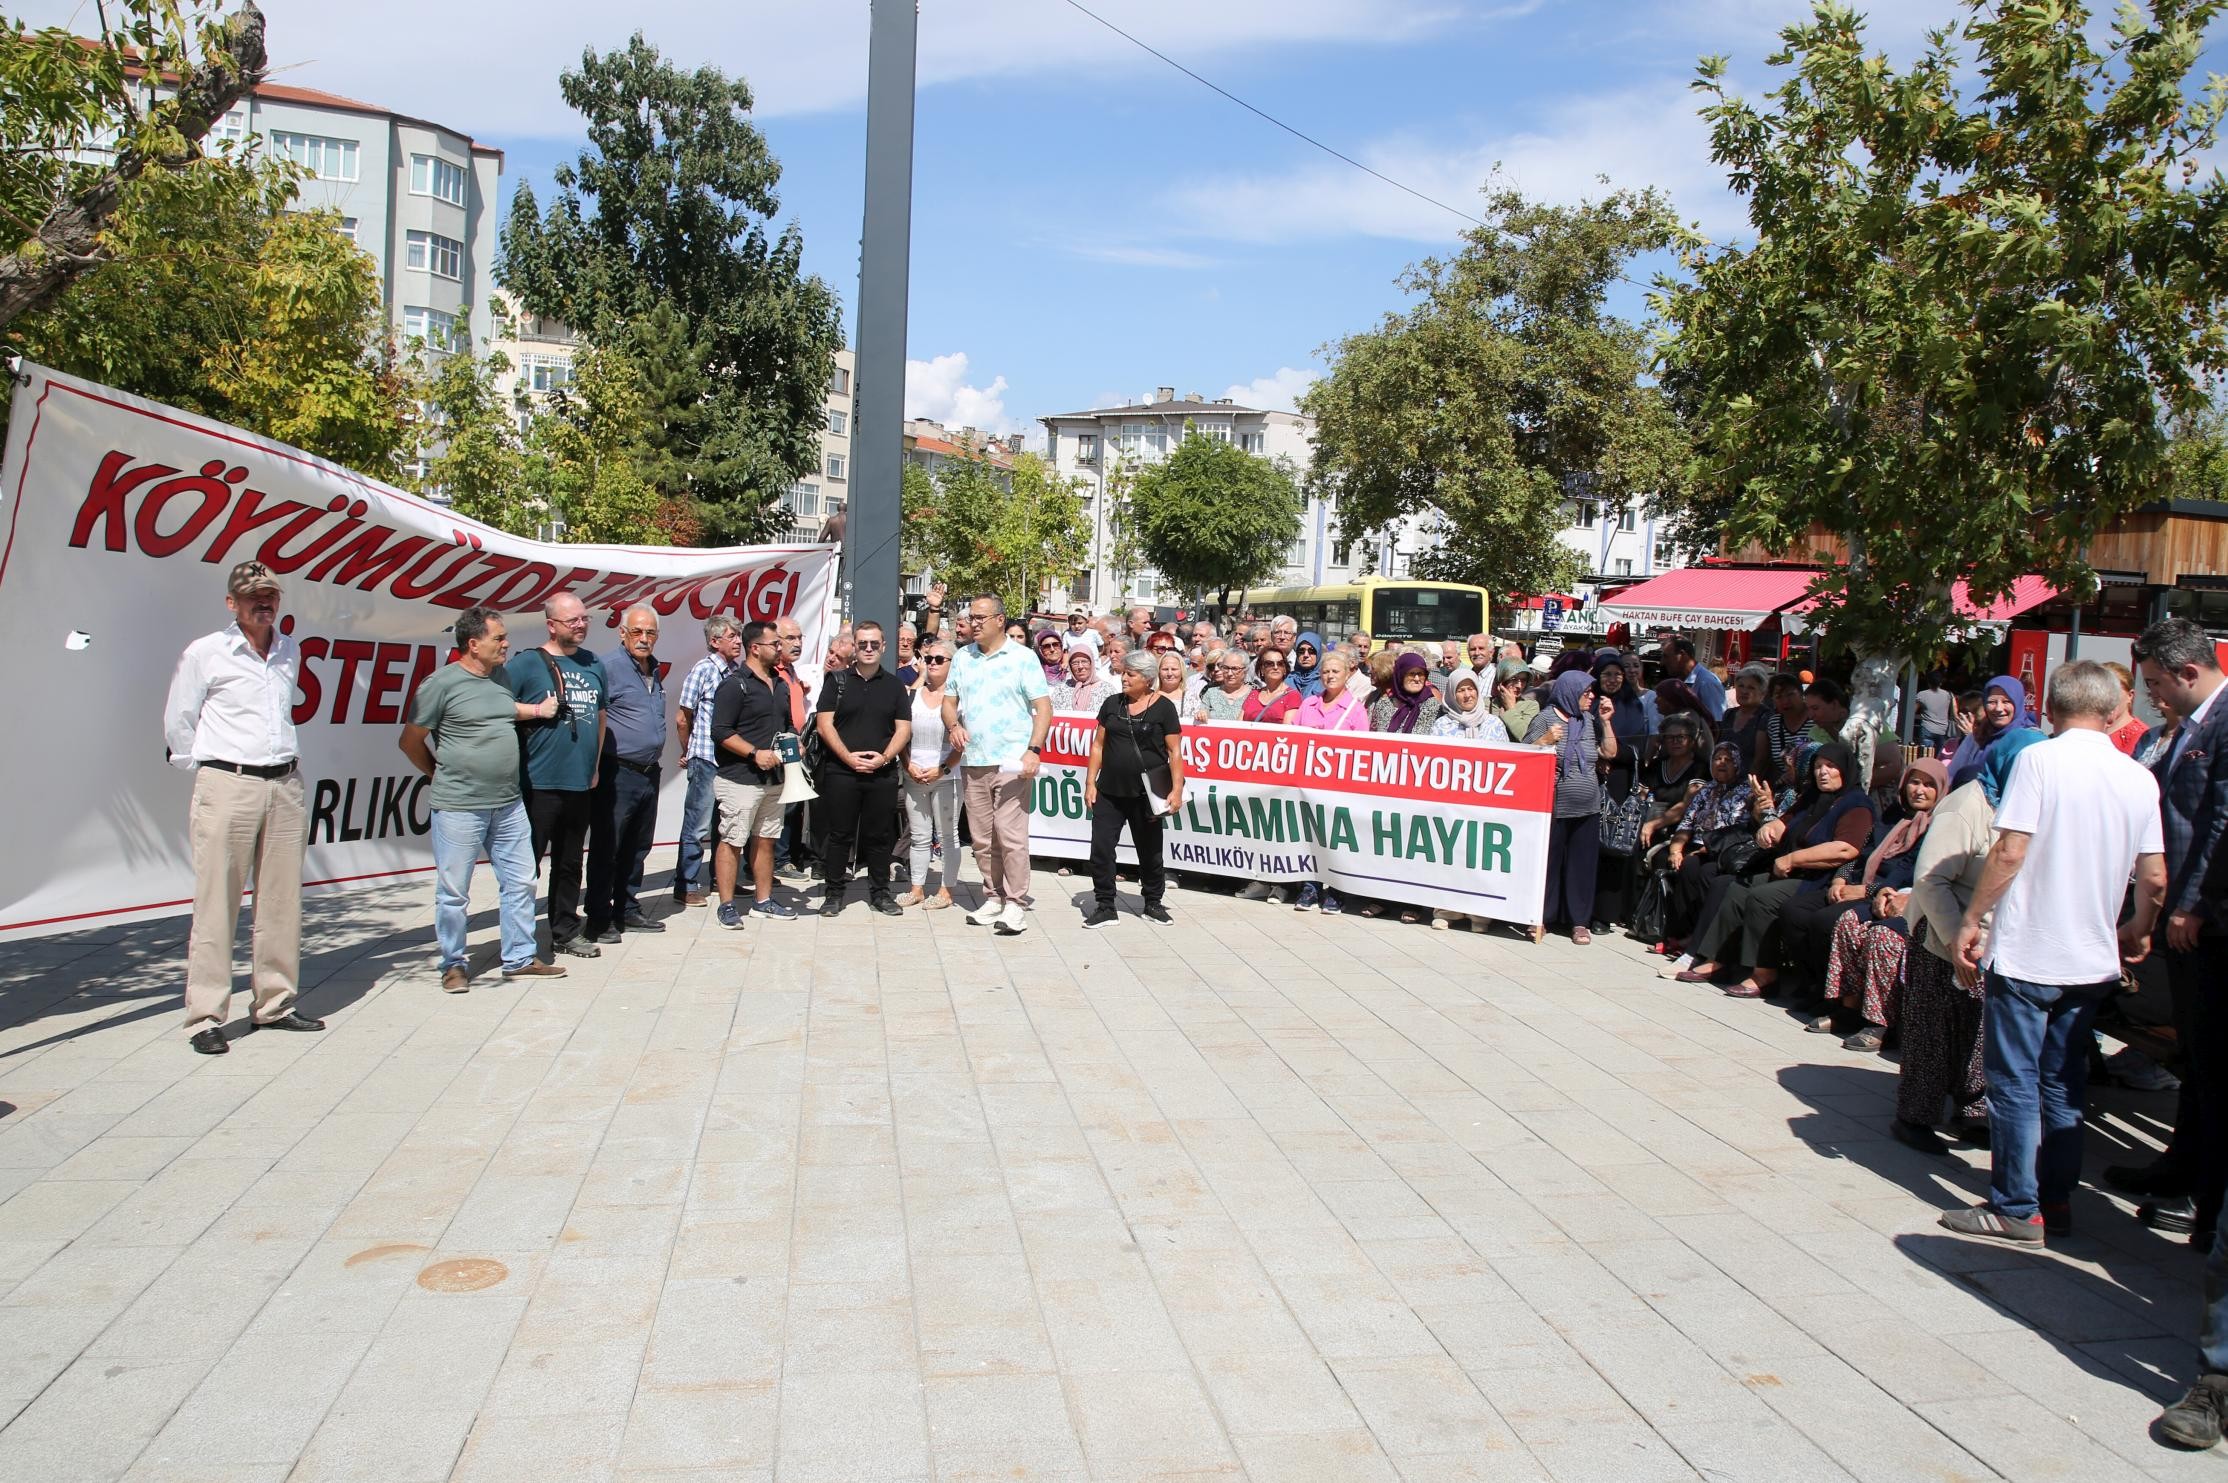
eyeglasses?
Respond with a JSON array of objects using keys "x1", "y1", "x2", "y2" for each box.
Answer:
[
  {"x1": 556, "y1": 615, "x2": 589, "y2": 627},
  {"x1": 856, "y1": 639, "x2": 884, "y2": 650},
  {"x1": 924, "y1": 656, "x2": 950, "y2": 664}
]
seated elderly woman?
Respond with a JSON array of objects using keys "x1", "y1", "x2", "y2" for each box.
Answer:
[
  {"x1": 1431, "y1": 667, "x2": 1509, "y2": 744},
  {"x1": 1675, "y1": 743, "x2": 1878, "y2": 998},
  {"x1": 1656, "y1": 740, "x2": 1765, "y2": 960},
  {"x1": 1784, "y1": 758, "x2": 1949, "y2": 1051}
]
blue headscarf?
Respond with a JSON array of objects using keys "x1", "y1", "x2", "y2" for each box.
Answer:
[
  {"x1": 1947, "y1": 674, "x2": 2037, "y2": 790},
  {"x1": 1978, "y1": 726, "x2": 2046, "y2": 807},
  {"x1": 1290, "y1": 631, "x2": 1326, "y2": 698},
  {"x1": 1547, "y1": 670, "x2": 1594, "y2": 772}
]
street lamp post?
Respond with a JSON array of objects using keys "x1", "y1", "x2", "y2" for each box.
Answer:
[{"x1": 845, "y1": 0, "x2": 917, "y2": 661}]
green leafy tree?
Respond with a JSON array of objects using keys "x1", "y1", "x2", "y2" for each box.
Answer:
[
  {"x1": 1100, "y1": 451, "x2": 1143, "y2": 599},
  {"x1": 1131, "y1": 430, "x2": 1302, "y2": 614},
  {"x1": 912, "y1": 450, "x2": 1089, "y2": 612},
  {"x1": 498, "y1": 34, "x2": 844, "y2": 544},
  {"x1": 12, "y1": 155, "x2": 410, "y2": 471},
  {"x1": 0, "y1": 0, "x2": 266, "y2": 329},
  {"x1": 1303, "y1": 187, "x2": 1687, "y2": 599},
  {"x1": 1654, "y1": 1, "x2": 2228, "y2": 669},
  {"x1": 420, "y1": 347, "x2": 531, "y2": 531},
  {"x1": 523, "y1": 342, "x2": 664, "y2": 545}
]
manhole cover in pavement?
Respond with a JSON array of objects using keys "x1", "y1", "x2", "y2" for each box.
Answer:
[{"x1": 416, "y1": 1258, "x2": 509, "y2": 1293}]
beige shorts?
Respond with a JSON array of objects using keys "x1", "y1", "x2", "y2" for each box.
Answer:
[{"x1": 713, "y1": 776, "x2": 786, "y2": 845}]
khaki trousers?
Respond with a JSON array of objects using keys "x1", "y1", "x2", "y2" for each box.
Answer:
[
  {"x1": 962, "y1": 767, "x2": 1033, "y2": 905},
  {"x1": 184, "y1": 766, "x2": 304, "y2": 1034}
]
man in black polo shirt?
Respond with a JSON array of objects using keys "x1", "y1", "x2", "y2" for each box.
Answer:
[
  {"x1": 815, "y1": 619, "x2": 911, "y2": 918},
  {"x1": 709, "y1": 620, "x2": 797, "y2": 930}
]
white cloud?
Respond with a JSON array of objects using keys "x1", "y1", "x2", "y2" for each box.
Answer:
[
  {"x1": 1224, "y1": 368, "x2": 1321, "y2": 412},
  {"x1": 905, "y1": 352, "x2": 1017, "y2": 435},
  {"x1": 1057, "y1": 242, "x2": 1222, "y2": 271},
  {"x1": 10, "y1": 0, "x2": 1464, "y2": 138},
  {"x1": 1160, "y1": 83, "x2": 1745, "y2": 245}
]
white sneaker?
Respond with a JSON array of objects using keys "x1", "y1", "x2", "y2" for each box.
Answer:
[
  {"x1": 1655, "y1": 952, "x2": 1694, "y2": 980},
  {"x1": 995, "y1": 900, "x2": 1029, "y2": 935},
  {"x1": 965, "y1": 898, "x2": 1003, "y2": 927}
]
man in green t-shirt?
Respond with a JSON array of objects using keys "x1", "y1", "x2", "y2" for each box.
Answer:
[
  {"x1": 400, "y1": 606, "x2": 569, "y2": 991},
  {"x1": 505, "y1": 592, "x2": 610, "y2": 959}
]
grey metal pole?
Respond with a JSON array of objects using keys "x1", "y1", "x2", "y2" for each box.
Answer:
[{"x1": 845, "y1": 0, "x2": 917, "y2": 665}]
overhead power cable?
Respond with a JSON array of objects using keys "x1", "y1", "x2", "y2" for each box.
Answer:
[{"x1": 1058, "y1": 0, "x2": 1484, "y2": 229}]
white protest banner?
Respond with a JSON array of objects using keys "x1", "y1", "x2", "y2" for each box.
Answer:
[
  {"x1": 1026, "y1": 713, "x2": 1554, "y2": 924},
  {"x1": 0, "y1": 362, "x2": 838, "y2": 940}
]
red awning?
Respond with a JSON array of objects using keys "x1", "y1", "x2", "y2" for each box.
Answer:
[
  {"x1": 1784, "y1": 575, "x2": 2060, "y2": 629},
  {"x1": 1597, "y1": 567, "x2": 1818, "y2": 632}
]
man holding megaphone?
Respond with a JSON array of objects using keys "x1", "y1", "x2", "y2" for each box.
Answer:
[{"x1": 708, "y1": 620, "x2": 800, "y2": 931}]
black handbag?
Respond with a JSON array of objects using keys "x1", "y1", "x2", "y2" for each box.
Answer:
[
  {"x1": 802, "y1": 667, "x2": 846, "y2": 778},
  {"x1": 1630, "y1": 867, "x2": 1671, "y2": 941},
  {"x1": 1704, "y1": 824, "x2": 1761, "y2": 876}
]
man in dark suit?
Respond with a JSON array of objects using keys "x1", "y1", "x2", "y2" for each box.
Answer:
[{"x1": 2111, "y1": 617, "x2": 2228, "y2": 1240}]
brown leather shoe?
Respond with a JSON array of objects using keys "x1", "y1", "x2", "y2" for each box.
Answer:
[
  {"x1": 501, "y1": 962, "x2": 569, "y2": 980},
  {"x1": 441, "y1": 967, "x2": 469, "y2": 993},
  {"x1": 683, "y1": 891, "x2": 709, "y2": 906}
]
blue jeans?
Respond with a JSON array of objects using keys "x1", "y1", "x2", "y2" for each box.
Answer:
[
  {"x1": 676, "y1": 758, "x2": 716, "y2": 895},
  {"x1": 1983, "y1": 969, "x2": 2111, "y2": 1220},
  {"x1": 431, "y1": 801, "x2": 538, "y2": 971}
]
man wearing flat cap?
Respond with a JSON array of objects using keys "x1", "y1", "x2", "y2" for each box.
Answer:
[{"x1": 161, "y1": 560, "x2": 323, "y2": 1054}]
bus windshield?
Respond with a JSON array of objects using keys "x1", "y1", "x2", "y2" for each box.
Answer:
[{"x1": 1370, "y1": 586, "x2": 1484, "y2": 642}]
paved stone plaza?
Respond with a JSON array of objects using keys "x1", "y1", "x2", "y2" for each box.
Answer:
[{"x1": 1, "y1": 854, "x2": 2224, "y2": 1482}]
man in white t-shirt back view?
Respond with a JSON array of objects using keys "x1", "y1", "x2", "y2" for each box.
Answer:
[{"x1": 1940, "y1": 660, "x2": 2167, "y2": 1247}]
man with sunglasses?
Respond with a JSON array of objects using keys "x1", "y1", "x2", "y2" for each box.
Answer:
[
  {"x1": 506, "y1": 592, "x2": 609, "y2": 959},
  {"x1": 813, "y1": 620, "x2": 911, "y2": 916}
]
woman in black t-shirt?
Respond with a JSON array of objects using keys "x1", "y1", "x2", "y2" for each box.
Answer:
[{"x1": 1083, "y1": 651, "x2": 1186, "y2": 929}]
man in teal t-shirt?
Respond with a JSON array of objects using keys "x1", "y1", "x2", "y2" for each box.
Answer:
[{"x1": 505, "y1": 592, "x2": 609, "y2": 957}]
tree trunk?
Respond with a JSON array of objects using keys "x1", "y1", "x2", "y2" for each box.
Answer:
[{"x1": 0, "y1": 3, "x2": 268, "y2": 333}]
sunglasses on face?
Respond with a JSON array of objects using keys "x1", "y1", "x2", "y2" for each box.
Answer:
[
  {"x1": 857, "y1": 639, "x2": 884, "y2": 649},
  {"x1": 924, "y1": 656, "x2": 950, "y2": 664}
]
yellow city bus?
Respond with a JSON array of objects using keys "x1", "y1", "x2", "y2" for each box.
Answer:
[{"x1": 1235, "y1": 578, "x2": 1490, "y2": 651}]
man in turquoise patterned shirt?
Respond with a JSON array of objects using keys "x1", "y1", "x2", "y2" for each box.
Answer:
[{"x1": 943, "y1": 593, "x2": 1052, "y2": 935}]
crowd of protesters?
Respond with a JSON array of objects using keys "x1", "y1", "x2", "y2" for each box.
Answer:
[{"x1": 164, "y1": 549, "x2": 2228, "y2": 1451}]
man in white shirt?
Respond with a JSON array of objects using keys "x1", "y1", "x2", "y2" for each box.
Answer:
[
  {"x1": 162, "y1": 561, "x2": 324, "y2": 1054},
  {"x1": 1942, "y1": 660, "x2": 2166, "y2": 1245}
]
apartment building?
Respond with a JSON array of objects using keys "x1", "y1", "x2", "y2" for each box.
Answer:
[
  {"x1": 486, "y1": 291, "x2": 577, "y2": 431},
  {"x1": 783, "y1": 349, "x2": 856, "y2": 543}
]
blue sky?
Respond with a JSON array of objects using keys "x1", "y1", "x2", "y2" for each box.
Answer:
[{"x1": 25, "y1": 1, "x2": 2204, "y2": 432}]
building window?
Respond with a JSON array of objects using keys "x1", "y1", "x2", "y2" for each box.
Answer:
[
  {"x1": 518, "y1": 352, "x2": 571, "y2": 393},
  {"x1": 336, "y1": 215, "x2": 359, "y2": 242},
  {"x1": 1203, "y1": 424, "x2": 1233, "y2": 444},
  {"x1": 1614, "y1": 558, "x2": 1633, "y2": 575},
  {"x1": 1332, "y1": 538, "x2": 1352, "y2": 568},
  {"x1": 405, "y1": 230, "x2": 463, "y2": 279},
  {"x1": 271, "y1": 131, "x2": 358, "y2": 181},
  {"x1": 826, "y1": 408, "x2": 847, "y2": 436},
  {"x1": 1618, "y1": 508, "x2": 1637, "y2": 532},
  {"x1": 826, "y1": 454, "x2": 847, "y2": 482},
  {"x1": 829, "y1": 366, "x2": 851, "y2": 396},
  {"x1": 208, "y1": 108, "x2": 247, "y2": 144},
  {"x1": 1133, "y1": 573, "x2": 1157, "y2": 600},
  {"x1": 403, "y1": 305, "x2": 458, "y2": 351},
  {"x1": 1075, "y1": 433, "x2": 1097, "y2": 464},
  {"x1": 1570, "y1": 500, "x2": 1599, "y2": 528},
  {"x1": 409, "y1": 155, "x2": 468, "y2": 206},
  {"x1": 1144, "y1": 427, "x2": 1168, "y2": 459},
  {"x1": 1654, "y1": 538, "x2": 1677, "y2": 568},
  {"x1": 1239, "y1": 431, "x2": 1265, "y2": 454},
  {"x1": 782, "y1": 481, "x2": 817, "y2": 515}
]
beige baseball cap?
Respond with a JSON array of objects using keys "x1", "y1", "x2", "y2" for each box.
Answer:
[{"x1": 227, "y1": 560, "x2": 281, "y2": 598}]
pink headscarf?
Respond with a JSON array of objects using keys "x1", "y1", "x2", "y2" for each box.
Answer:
[{"x1": 1861, "y1": 756, "x2": 1949, "y2": 887}]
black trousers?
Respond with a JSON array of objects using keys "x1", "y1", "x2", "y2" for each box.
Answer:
[
  {"x1": 1543, "y1": 814, "x2": 1599, "y2": 927},
  {"x1": 819, "y1": 765, "x2": 900, "y2": 893},
  {"x1": 1090, "y1": 791, "x2": 1165, "y2": 906},
  {"x1": 2160, "y1": 938, "x2": 2228, "y2": 1229},
  {"x1": 1668, "y1": 855, "x2": 1727, "y2": 939},
  {"x1": 585, "y1": 762, "x2": 660, "y2": 931},
  {"x1": 525, "y1": 785, "x2": 592, "y2": 944},
  {"x1": 1779, "y1": 890, "x2": 1864, "y2": 989}
]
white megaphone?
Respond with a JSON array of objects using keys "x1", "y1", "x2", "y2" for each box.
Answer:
[{"x1": 774, "y1": 731, "x2": 818, "y2": 805}]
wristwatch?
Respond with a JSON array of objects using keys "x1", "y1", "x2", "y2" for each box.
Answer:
[{"x1": 1027, "y1": 745, "x2": 1043, "y2": 756}]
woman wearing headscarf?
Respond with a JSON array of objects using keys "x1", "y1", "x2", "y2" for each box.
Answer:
[
  {"x1": 1034, "y1": 628, "x2": 1068, "y2": 685},
  {"x1": 1676, "y1": 742, "x2": 1877, "y2": 996},
  {"x1": 1056, "y1": 645, "x2": 1116, "y2": 715},
  {"x1": 1892, "y1": 730, "x2": 2045, "y2": 1154},
  {"x1": 1523, "y1": 669, "x2": 1618, "y2": 943},
  {"x1": 1369, "y1": 651, "x2": 1447, "y2": 735},
  {"x1": 1945, "y1": 675, "x2": 2034, "y2": 790},
  {"x1": 1493, "y1": 660, "x2": 1540, "y2": 741},
  {"x1": 1431, "y1": 668, "x2": 1509, "y2": 744},
  {"x1": 1289, "y1": 631, "x2": 1327, "y2": 699},
  {"x1": 1656, "y1": 740, "x2": 1766, "y2": 961},
  {"x1": 1790, "y1": 757, "x2": 1949, "y2": 1050}
]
